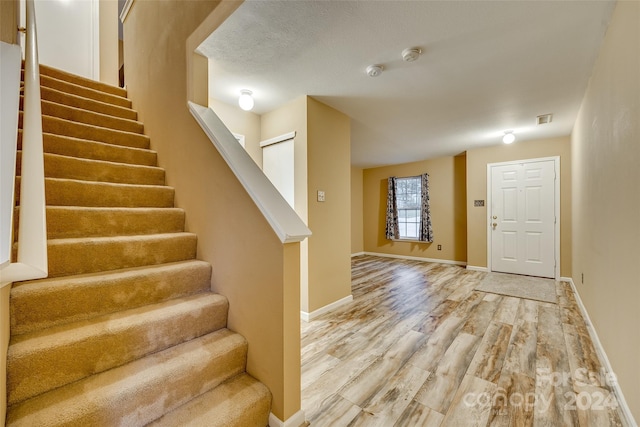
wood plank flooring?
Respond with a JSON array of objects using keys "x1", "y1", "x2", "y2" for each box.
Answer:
[{"x1": 301, "y1": 255, "x2": 627, "y2": 427}]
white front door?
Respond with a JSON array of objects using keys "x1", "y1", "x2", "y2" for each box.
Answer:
[{"x1": 490, "y1": 158, "x2": 557, "y2": 278}]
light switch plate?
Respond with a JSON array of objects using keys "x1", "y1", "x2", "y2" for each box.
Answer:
[{"x1": 317, "y1": 190, "x2": 325, "y2": 202}]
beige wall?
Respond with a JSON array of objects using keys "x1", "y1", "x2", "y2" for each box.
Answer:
[
  {"x1": 351, "y1": 166, "x2": 364, "y2": 254},
  {"x1": 466, "y1": 136, "x2": 572, "y2": 276},
  {"x1": 208, "y1": 97, "x2": 262, "y2": 166},
  {"x1": 0, "y1": 0, "x2": 17, "y2": 44},
  {"x1": 571, "y1": 0, "x2": 639, "y2": 420},
  {"x1": 98, "y1": 0, "x2": 118, "y2": 86},
  {"x1": 306, "y1": 97, "x2": 352, "y2": 312},
  {"x1": 363, "y1": 154, "x2": 467, "y2": 263},
  {"x1": 123, "y1": 1, "x2": 301, "y2": 420}
]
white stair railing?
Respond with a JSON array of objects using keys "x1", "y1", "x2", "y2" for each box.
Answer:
[{"x1": 0, "y1": 0, "x2": 47, "y2": 287}]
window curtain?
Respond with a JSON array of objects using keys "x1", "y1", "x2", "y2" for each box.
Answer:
[
  {"x1": 420, "y1": 173, "x2": 434, "y2": 242},
  {"x1": 385, "y1": 177, "x2": 399, "y2": 240}
]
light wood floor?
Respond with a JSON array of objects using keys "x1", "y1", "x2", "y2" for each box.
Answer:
[{"x1": 301, "y1": 255, "x2": 626, "y2": 427}]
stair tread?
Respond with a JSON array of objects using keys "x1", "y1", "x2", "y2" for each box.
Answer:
[
  {"x1": 40, "y1": 86, "x2": 137, "y2": 121},
  {"x1": 37, "y1": 74, "x2": 131, "y2": 108},
  {"x1": 38, "y1": 63, "x2": 128, "y2": 98},
  {"x1": 6, "y1": 329, "x2": 247, "y2": 427},
  {"x1": 19, "y1": 131, "x2": 158, "y2": 166},
  {"x1": 8, "y1": 292, "x2": 228, "y2": 406},
  {"x1": 30, "y1": 97, "x2": 144, "y2": 134},
  {"x1": 11, "y1": 260, "x2": 212, "y2": 335},
  {"x1": 148, "y1": 373, "x2": 271, "y2": 427}
]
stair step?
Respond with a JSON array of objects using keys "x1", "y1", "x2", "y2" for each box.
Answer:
[
  {"x1": 19, "y1": 114, "x2": 150, "y2": 149},
  {"x1": 19, "y1": 131, "x2": 158, "y2": 167},
  {"x1": 41, "y1": 152, "x2": 163, "y2": 184},
  {"x1": 15, "y1": 177, "x2": 175, "y2": 208},
  {"x1": 41, "y1": 206, "x2": 184, "y2": 239},
  {"x1": 8, "y1": 292, "x2": 228, "y2": 406},
  {"x1": 11, "y1": 260, "x2": 212, "y2": 335},
  {"x1": 36, "y1": 73, "x2": 131, "y2": 108},
  {"x1": 40, "y1": 86, "x2": 137, "y2": 121},
  {"x1": 40, "y1": 232, "x2": 197, "y2": 277},
  {"x1": 6, "y1": 329, "x2": 247, "y2": 427},
  {"x1": 16, "y1": 152, "x2": 164, "y2": 185},
  {"x1": 38, "y1": 63, "x2": 128, "y2": 98},
  {"x1": 148, "y1": 373, "x2": 271, "y2": 427},
  {"x1": 21, "y1": 97, "x2": 143, "y2": 134}
]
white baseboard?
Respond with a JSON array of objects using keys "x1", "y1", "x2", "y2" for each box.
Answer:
[
  {"x1": 363, "y1": 252, "x2": 466, "y2": 266},
  {"x1": 466, "y1": 265, "x2": 489, "y2": 272},
  {"x1": 269, "y1": 410, "x2": 306, "y2": 427},
  {"x1": 300, "y1": 295, "x2": 353, "y2": 322},
  {"x1": 563, "y1": 278, "x2": 637, "y2": 427},
  {"x1": 351, "y1": 252, "x2": 365, "y2": 257}
]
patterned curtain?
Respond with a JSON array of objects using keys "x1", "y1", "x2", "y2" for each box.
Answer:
[
  {"x1": 419, "y1": 173, "x2": 434, "y2": 242},
  {"x1": 385, "y1": 177, "x2": 399, "y2": 240}
]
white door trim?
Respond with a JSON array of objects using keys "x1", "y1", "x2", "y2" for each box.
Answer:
[{"x1": 486, "y1": 156, "x2": 560, "y2": 280}]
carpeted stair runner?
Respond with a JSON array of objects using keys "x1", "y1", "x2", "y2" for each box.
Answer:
[{"x1": 6, "y1": 64, "x2": 271, "y2": 426}]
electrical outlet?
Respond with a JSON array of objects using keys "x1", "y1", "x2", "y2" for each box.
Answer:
[
  {"x1": 317, "y1": 190, "x2": 325, "y2": 202},
  {"x1": 437, "y1": 245, "x2": 442, "y2": 250}
]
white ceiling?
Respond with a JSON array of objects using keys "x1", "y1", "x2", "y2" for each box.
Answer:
[{"x1": 199, "y1": 0, "x2": 615, "y2": 168}]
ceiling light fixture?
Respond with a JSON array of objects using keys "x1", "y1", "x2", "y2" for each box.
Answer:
[
  {"x1": 238, "y1": 89, "x2": 254, "y2": 111},
  {"x1": 402, "y1": 47, "x2": 422, "y2": 62},
  {"x1": 503, "y1": 131, "x2": 516, "y2": 144},
  {"x1": 366, "y1": 64, "x2": 384, "y2": 77}
]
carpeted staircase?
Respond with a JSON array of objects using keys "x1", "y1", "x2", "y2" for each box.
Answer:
[{"x1": 6, "y1": 64, "x2": 271, "y2": 426}]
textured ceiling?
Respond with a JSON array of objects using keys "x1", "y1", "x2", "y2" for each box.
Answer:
[{"x1": 199, "y1": 0, "x2": 615, "y2": 168}]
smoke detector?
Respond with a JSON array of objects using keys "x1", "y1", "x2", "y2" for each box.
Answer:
[
  {"x1": 366, "y1": 64, "x2": 384, "y2": 77},
  {"x1": 537, "y1": 113, "x2": 553, "y2": 125},
  {"x1": 402, "y1": 47, "x2": 422, "y2": 62}
]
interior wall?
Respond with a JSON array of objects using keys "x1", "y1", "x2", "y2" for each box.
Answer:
[
  {"x1": 466, "y1": 136, "x2": 572, "y2": 276},
  {"x1": 123, "y1": 1, "x2": 301, "y2": 420},
  {"x1": 306, "y1": 97, "x2": 352, "y2": 312},
  {"x1": 571, "y1": 0, "x2": 639, "y2": 420},
  {"x1": 260, "y1": 96, "x2": 309, "y2": 312},
  {"x1": 98, "y1": 0, "x2": 118, "y2": 86},
  {"x1": 363, "y1": 153, "x2": 467, "y2": 263},
  {"x1": 0, "y1": 0, "x2": 17, "y2": 44},
  {"x1": 351, "y1": 166, "x2": 364, "y2": 254},
  {"x1": 208, "y1": 97, "x2": 262, "y2": 166}
]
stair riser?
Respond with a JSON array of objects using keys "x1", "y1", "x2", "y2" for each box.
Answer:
[
  {"x1": 20, "y1": 97, "x2": 143, "y2": 134},
  {"x1": 8, "y1": 294, "x2": 229, "y2": 405},
  {"x1": 18, "y1": 114, "x2": 150, "y2": 149},
  {"x1": 11, "y1": 261, "x2": 212, "y2": 335},
  {"x1": 37, "y1": 63, "x2": 128, "y2": 98},
  {"x1": 7, "y1": 331, "x2": 247, "y2": 427},
  {"x1": 40, "y1": 86, "x2": 137, "y2": 121},
  {"x1": 30, "y1": 73, "x2": 131, "y2": 108},
  {"x1": 16, "y1": 152, "x2": 165, "y2": 186},
  {"x1": 18, "y1": 132, "x2": 158, "y2": 166},
  {"x1": 41, "y1": 234, "x2": 197, "y2": 277},
  {"x1": 15, "y1": 178, "x2": 175, "y2": 208}
]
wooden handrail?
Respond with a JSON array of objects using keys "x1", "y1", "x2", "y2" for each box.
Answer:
[{"x1": 0, "y1": 0, "x2": 47, "y2": 286}]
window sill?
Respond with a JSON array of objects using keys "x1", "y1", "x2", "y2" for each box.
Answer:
[{"x1": 392, "y1": 238, "x2": 429, "y2": 243}]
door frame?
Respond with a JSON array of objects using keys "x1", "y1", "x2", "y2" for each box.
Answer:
[{"x1": 486, "y1": 156, "x2": 560, "y2": 280}]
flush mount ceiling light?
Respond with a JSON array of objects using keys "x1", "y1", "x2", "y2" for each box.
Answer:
[
  {"x1": 366, "y1": 64, "x2": 384, "y2": 77},
  {"x1": 238, "y1": 89, "x2": 254, "y2": 111},
  {"x1": 402, "y1": 47, "x2": 422, "y2": 62},
  {"x1": 503, "y1": 131, "x2": 516, "y2": 144}
]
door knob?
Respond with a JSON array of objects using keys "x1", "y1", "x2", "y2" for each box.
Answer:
[{"x1": 492, "y1": 223, "x2": 497, "y2": 228}]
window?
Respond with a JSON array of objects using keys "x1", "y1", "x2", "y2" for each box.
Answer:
[
  {"x1": 385, "y1": 174, "x2": 433, "y2": 242},
  {"x1": 395, "y1": 176, "x2": 421, "y2": 239}
]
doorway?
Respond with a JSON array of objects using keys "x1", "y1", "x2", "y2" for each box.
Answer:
[{"x1": 487, "y1": 157, "x2": 559, "y2": 279}]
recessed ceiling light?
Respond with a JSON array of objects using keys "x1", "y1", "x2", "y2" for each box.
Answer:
[
  {"x1": 402, "y1": 47, "x2": 422, "y2": 62},
  {"x1": 537, "y1": 113, "x2": 553, "y2": 125},
  {"x1": 366, "y1": 64, "x2": 384, "y2": 77}
]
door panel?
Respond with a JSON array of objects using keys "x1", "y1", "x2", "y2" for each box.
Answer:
[{"x1": 491, "y1": 160, "x2": 556, "y2": 278}]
